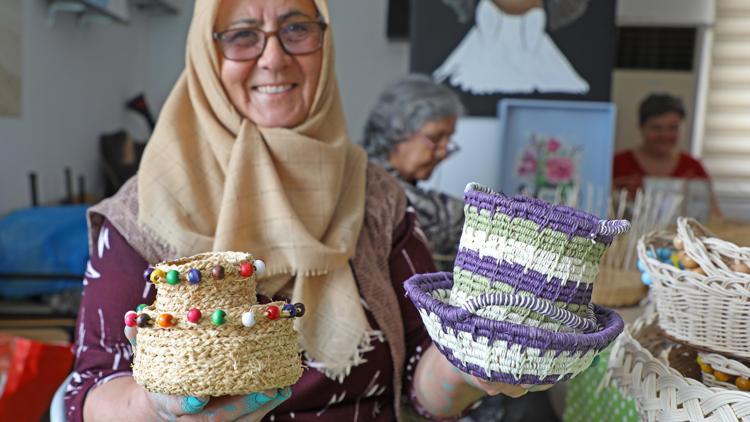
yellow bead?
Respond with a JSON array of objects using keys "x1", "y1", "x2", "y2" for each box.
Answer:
[
  {"x1": 736, "y1": 377, "x2": 750, "y2": 391},
  {"x1": 678, "y1": 251, "x2": 699, "y2": 269},
  {"x1": 714, "y1": 370, "x2": 732, "y2": 382},
  {"x1": 150, "y1": 269, "x2": 166, "y2": 284},
  {"x1": 700, "y1": 363, "x2": 713, "y2": 373}
]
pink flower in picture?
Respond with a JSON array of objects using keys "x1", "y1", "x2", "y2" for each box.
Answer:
[
  {"x1": 547, "y1": 138, "x2": 561, "y2": 153},
  {"x1": 517, "y1": 150, "x2": 537, "y2": 177},
  {"x1": 546, "y1": 156, "x2": 575, "y2": 184}
]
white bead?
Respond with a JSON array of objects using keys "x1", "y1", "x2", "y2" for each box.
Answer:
[
  {"x1": 253, "y1": 259, "x2": 266, "y2": 276},
  {"x1": 241, "y1": 311, "x2": 256, "y2": 328}
]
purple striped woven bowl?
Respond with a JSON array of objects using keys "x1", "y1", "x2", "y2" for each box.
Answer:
[{"x1": 405, "y1": 272, "x2": 624, "y2": 384}]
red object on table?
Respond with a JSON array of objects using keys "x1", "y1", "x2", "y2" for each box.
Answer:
[{"x1": 0, "y1": 334, "x2": 74, "y2": 421}]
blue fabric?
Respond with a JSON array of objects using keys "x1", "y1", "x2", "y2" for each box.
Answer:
[{"x1": 0, "y1": 205, "x2": 89, "y2": 298}]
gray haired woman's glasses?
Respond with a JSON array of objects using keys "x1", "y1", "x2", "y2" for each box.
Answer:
[
  {"x1": 416, "y1": 132, "x2": 461, "y2": 158},
  {"x1": 213, "y1": 21, "x2": 328, "y2": 61}
]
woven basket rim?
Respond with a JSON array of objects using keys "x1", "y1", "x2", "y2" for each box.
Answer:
[
  {"x1": 405, "y1": 272, "x2": 624, "y2": 353},
  {"x1": 463, "y1": 183, "x2": 630, "y2": 243},
  {"x1": 155, "y1": 251, "x2": 254, "y2": 268}
]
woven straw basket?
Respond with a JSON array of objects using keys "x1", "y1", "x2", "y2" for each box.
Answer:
[
  {"x1": 591, "y1": 267, "x2": 648, "y2": 308},
  {"x1": 638, "y1": 217, "x2": 750, "y2": 361},
  {"x1": 131, "y1": 252, "x2": 303, "y2": 397},
  {"x1": 608, "y1": 314, "x2": 750, "y2": 421},
  {"x1": 405, "y1": 183, "x2": 628, "y2": 384}
]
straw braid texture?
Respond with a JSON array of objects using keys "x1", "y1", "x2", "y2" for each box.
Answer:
[
  {"x1": 451, "y1": 184, "x2": 628, "y2": 333},
  {"x1": 700, "y1": 352, "x2": 750, "y2": 391},
  {"x1": 638, "y1": 218, "x2": 750, "y2": 360},
  {"x1": 132, "y1": 252, "x2": 303, "y2": 396},
  {"x1": 405, "y1": 273, "x2": 623, "y2": 384},
  {"x1": 591, "y1": 267, "x2": 647, "y2": 307},
  {"x1": 607, "y1": 314, "x2": 750, "y2": 421}
]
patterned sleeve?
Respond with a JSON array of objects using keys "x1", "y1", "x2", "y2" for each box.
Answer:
[
  {"x1": 387, "y1": 207, "x2": 446, "y2": 416},
  {"x1": 64, "y1": 219, "x2": 154, "y2": 422}
]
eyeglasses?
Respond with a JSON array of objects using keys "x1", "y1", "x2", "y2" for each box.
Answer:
[
  {"x1": 213, "y1": 21, "x2": 328, "y2": 62},
  {"x1": 416, "y1": 132, "x2": 460, "y2": 158}
]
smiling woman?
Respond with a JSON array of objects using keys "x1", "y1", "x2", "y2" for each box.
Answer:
[
  {"x1": 64, "y1": 1, "x2": 540, "y2": 421},
  {"x1": 215, "y1": 0, "x2": 324, "y2": 127}
]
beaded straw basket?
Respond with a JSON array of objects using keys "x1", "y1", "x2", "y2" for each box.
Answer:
[
  {"x1": 638, "y1": 217, "x2": 750, "y2": 361},
  {"x1": 607, "y1": 314, "x2": 750, "y2": 421},
  {"x1": 126, "y1": 252, "x2": 305, "y2": 397},
  {"x1": 405, "y1": 183, "x2": 629, "y2": 385}
]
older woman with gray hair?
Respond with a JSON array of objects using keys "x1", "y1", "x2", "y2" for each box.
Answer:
[{"x1": 363, "y1": 74, "x2": 465, "y2": 271}]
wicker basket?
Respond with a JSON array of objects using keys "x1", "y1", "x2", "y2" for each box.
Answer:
[
  {"x1": 607, "y1": 314, "x2": 750, "y2": 421},
  {"x1": 638, "y1": 217, "x2": 750, "y2": 360},
  {"x1": 405, "y1": 273, "x2": 623, "y2": 385},
  {"x1": 131, "y1": 252, "x2": 304, "y2": 397}
]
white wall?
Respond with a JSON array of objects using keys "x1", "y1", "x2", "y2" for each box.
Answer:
[
  {"x1": 0, "y1": 1, "x2": 193, "y2": 215},
  {"x1": 0, "y1": 1, "x2": 148, "y2": 213},
  {"x1": 328, "y1": 0, "x2": 409, "y2": 142}
]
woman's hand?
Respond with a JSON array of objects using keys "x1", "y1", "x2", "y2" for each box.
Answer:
[{"x1": 111, "y1": 326, "x2": 291, "y2": 421}]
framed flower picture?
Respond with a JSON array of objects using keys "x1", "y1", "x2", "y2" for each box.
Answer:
[{"x1": 498, "y1": 99, "x2": 616, "y2": 217}]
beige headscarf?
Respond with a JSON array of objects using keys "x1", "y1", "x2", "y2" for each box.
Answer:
[{"x1": 137, "y1": 0, "x2": 370, "y2": 379}]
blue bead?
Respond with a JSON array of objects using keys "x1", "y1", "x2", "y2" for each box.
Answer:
[
  {"x1": 188, "y1": 268, "x2": 201, "y2": 284},
  {"x1": 641, "y1": 272, "x2": 652, "y2": 286},
  {"x1": 282, "y1": 304, "x2": 296, "y2": 317},
  {"x1": 646, "y1": 250, "x2": 655, "y2": 258},
  {"x1": 657, "y1": 248, "x2": 672, "y2": 261},
  {"x1": 637, "y1": 260, "x2": 646, "y2": 272}
]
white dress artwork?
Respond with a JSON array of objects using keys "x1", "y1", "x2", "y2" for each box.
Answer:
[{"x1": 434, "y1": 0, "x2": 590, "y2": 95}]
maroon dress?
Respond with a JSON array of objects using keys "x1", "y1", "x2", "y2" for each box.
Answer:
[{"x1": 64, "y1": 209, "x2": 439, "y2": 421}]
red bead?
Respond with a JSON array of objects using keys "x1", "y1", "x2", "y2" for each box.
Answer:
[
  {"x1": 265, "y1": 305, "x2": 281, "y2": 320},
  {"x1": 187, "y1": 308, "x2": 202, "y2": 324},
  {"x1": 124, "y1": 311, "x2": 137, "y2": 327},
  {"x1": 239, "y1": 262, "x2": 254, "y2": 278}
]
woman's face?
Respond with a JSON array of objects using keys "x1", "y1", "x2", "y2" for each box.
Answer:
[
  {"x1": 640, "y1": 111, "x2": 683, "y2": 156},
  {"x1": 389, "y1": 116, "x2": 458, "y2": 182},
  {"x1": 216, "y1": 0, "x2": 323, "y2": 128}
]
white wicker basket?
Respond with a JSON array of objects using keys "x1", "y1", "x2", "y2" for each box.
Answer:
[
  {"x1": 607, "y1": 314, "x2": 750, "y2": 421},
  {"x1": 638, "y1": 217, "x2": 750, "y2": 360}
]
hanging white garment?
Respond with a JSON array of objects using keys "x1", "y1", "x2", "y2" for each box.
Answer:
[{"x1": 433, "y1": 0, "x2": 590, "y2": 95}]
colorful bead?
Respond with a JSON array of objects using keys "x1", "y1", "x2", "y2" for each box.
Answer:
[
  {"x1": 293, "y1": 303, "x2": 306, "y2": 317},
  {"x1": 136, "y1": 303, "x2": 147, "y2": 312},
  {"x1": 187, "y1": 308, "x2": 202, "y2": 324},
  {"x1": 166, "y1": 270, "x2": 180, "y2": 285},
  {"x1": 212, "y1": 309, "x2": 226, "y2": 325},
  {"x1": 241, "y1": 311, "x2": 256, "y2": 328},
  {"x1": 253, "y1": 259, "x2": 266, "y2": 276},
  {"x1": 124, "y1": 311, "x2": 137, "y2": 327},
  {"x1": 736, "y1": 377, "x2": 750, "y2": 391},
  {"x1": 240, "y1": 262, "x2": 254, "y2": 278},
  {"x1": 157, "y1": 313, "x2": 174, "y2": 328},
  {"x1": 187, "y1": 268, "x2": 201, "y2": 284},
  {"x1": 211, "y1": 265, "x2": 225, "y2": 280},
  {"x1": 640, "y1": 272, "x2": 652, "y2": 286},
  {"x1": 282, "y1": 303, "x2": 296, "y2": 317},
  {"x1": 149, "y1": 269, "x2": 166, "y2": 284},
  {"x1": 264, "y1": 306, "x2": 280, "y2": 320},
  {"x1": 136, "y1": 313, "x2": 151, "y2": 328},
  {"x1": 636, "y1": 260, "x2": 645, "y2": 272},
  {"x1": 657, "y1": 247, "x2": 672, "y2": 262},
  {"x1": 143, "y1": 267, "x2": 154, "y2": 282},
  {"x1": 714, "y1": 370, "x2": 732, "y2": 382}
]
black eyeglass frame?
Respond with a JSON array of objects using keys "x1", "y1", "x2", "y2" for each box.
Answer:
[{"x1": 212, "y1": 21, "x2": 329, "y2": 62}]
